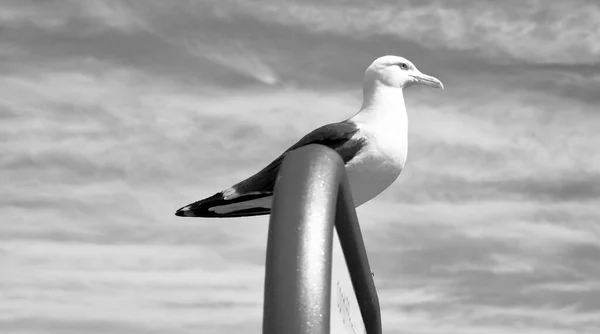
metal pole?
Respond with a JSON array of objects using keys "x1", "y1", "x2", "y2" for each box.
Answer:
[
  {"x1": 262, "y1": 144, "x2": 382, "y2": 334},
  {"x1": 263, "y1": 145, "x2": 344, "y2": 334}
]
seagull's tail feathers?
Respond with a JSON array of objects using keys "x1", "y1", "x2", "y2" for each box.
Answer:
[{"x1": 175, "y1": 190, "x2": 272, "y2": 218}]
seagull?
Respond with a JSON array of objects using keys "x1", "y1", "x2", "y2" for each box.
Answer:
[{"x1": 176, "y1": 55, "x2": 443, "y2": 218}]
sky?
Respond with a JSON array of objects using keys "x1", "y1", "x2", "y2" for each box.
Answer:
[{"x1": 1, "y1": 0, "x2": 600, "y2": 333}]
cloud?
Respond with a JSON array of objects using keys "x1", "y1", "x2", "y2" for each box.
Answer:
[
  {"x1": 183, "y1": 38, "x2": 280, "y2": 85},
  {"x1": 0, "y1": 318, "x2": 167, "y2": 334},
  {"x1": 527, "y1": 280, "x2": 600, "y2": 293},
  {"x1": 1, "y1": 241, "x2": 265, "y2": 333},
  {"x1": 362, "y1": 199, "x2": 600, "y2": 332},
  {"x1": 1, "y1": 1, "x2": 599, "y2": 333},
  {"x1": 204, "y1": 0, "x2": 600, "y2": 64},
  {"x1": 379, "y1": 303, "x2": 600, "y2": 334},
  {"x1": 394, "y1": 171, "x2": 600, "y2": 203},
  {"x1": 0, "y1": 0, "x2": 147, "y2": 34}
]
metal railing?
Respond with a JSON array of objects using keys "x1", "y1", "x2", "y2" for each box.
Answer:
[{"x1": 262, "y1": 144, "x2": 382, "y2": 334}]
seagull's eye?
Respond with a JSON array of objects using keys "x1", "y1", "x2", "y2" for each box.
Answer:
[{"x1": 398, "y1": 63, "x2": 408, "y2": 70}]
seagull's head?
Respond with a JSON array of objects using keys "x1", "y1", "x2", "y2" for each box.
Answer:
[{"x1": 364, "y1": 55, "x2": 444, "y2": 90}]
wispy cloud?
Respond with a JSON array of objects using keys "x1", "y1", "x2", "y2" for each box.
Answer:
[
  {"x1": 204, "y1": 0, "x2": 600, "y2": 64},
  {"x1": 0, "y1": 0, "x2": 147, "y2": 33},
  {"x1": 183, "y1": 38, "x2": 280, "y2": 85},
  {"x1": 1, "y1": 241, "x2": 265, "y2": 332}
]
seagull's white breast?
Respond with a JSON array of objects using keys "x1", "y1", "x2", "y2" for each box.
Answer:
[{"x1": 345, "y1": 121, "x2": 407, "y2": 207}]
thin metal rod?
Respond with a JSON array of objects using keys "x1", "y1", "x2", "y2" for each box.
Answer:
[{"x1": 335, "y1": 181, "x2": 382, "y2": 334}]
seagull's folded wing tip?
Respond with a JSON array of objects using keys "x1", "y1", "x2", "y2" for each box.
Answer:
[{"x1": 175, "y1": 206, "x2": 192, "y2": 217}]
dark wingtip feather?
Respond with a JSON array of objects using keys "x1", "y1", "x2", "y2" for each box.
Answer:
[
  {"x1": 175, "y1": 192, "x2": 224, "y2": 218},
  {"x1": 174, "y1": 208, "x2": 190, "y2": 217},
  {"x1": 175, "y1": 192, "x2": 271, "y2": 218}
]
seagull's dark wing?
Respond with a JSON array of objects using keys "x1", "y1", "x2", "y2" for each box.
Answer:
[
  {"x1": 233, "y1": 120, "x2": 365, "y2": 195},
  {"x1": 175, "y1": 120, "x2": 366, "y2": 218}
]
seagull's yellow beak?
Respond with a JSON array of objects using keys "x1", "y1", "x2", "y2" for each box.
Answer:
[{"x1": 410, "y1": 71, "x2": 444, "y2": 89}]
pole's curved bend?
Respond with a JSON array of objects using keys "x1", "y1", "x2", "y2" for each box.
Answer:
[{"x1": 263, "y1": 144, "x2": 382, "y2": 334}]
